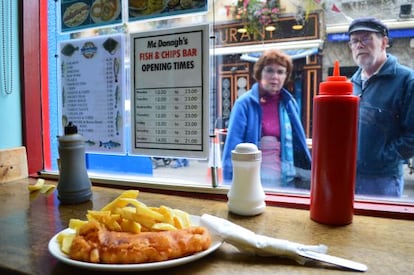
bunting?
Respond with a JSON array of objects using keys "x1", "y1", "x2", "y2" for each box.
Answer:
[{"x1": 331, "y1": 4, "x2": 341, "y2": 13}]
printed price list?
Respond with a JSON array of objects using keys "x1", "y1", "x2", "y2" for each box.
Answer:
[
  {"x1": 60, "y1": 35, "x2": 125, "y2": 153},
  {"x1": 135, "y1": 87, "x2": 202, "y2": 149},
  {"x1": 63, "y1": 57, "x2": 118, "y2": 137}
]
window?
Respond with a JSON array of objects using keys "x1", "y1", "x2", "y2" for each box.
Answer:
[{"x1": 23, "y1": 1, "x2": 414, "y2": 219}]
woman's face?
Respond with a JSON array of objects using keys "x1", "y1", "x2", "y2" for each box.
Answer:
[{"x1": 260, "y1": 63, "x2": 287, "y2": 95}]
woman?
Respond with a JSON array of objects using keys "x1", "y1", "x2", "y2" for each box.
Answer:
[{"x1": 222, "y1": 49, "x2": 311, "y2": 188}]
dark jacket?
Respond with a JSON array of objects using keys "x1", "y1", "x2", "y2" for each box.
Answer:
[{"x1": 351, "y1": 54, "x2": 414, "y2": 177}]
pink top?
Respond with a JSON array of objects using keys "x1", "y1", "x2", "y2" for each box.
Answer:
[{"x1": 260, "y1": 93, "x2": 280, "y2": 138}]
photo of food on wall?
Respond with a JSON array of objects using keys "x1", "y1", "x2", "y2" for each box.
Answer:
[
  {"x1": 129, "y1": 0, "x2": 208, "y2": 21},
  {"x1": 61, "y1": 0, "x2": 122, "y2": 32}
]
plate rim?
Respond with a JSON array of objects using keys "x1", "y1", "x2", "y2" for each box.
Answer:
[{"x1": 48, "y1": 215, "x2": 222, "y2": 271}]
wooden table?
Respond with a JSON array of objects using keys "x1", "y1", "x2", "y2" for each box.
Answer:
[{"x1": 1, "y1": 178, "x2": 413, "y2": 274}]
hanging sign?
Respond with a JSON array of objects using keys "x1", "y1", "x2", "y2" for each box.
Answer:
[
  {"x1": 213, "y1": 13, "x2": 319, "y2": 47},
  {"x1": 59, "y1": 34, "x2": 125, "y2": 154},
  {"x1": 130, "y1": 24, "x2": 209, "y2": 158}
]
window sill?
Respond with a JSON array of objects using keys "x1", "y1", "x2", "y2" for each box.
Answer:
[
  {"x1": 38, "y1": 171, "x2": 414, "y2": 220},
  {"x1": 263, "y1": 192, "x2": 414, "y2": 220}
]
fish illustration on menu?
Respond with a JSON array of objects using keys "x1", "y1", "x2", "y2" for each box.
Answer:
[
  {"x1": 85, "y1": 139, "x2": 96, "y2": 146},
  {"x1": 115, "y1": 110, "x2": 122, "y2": 136},
  {"x1": 99, "y1": 140, "x2": 121, "y2": 149},
  {"x1": 103, "y1": 37, "x2": 120, "y2": 55},
  {"x1": 114, "y1": 85, "x2": 121, "y2": 109},
  {"x1": 61, "y1": 43, "x2": 79, "y2": 57},
  {"x1": 113, "y1": 57, "x2": 120, "y2": 82}
]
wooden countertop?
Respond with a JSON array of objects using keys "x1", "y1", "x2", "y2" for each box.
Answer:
[{"x1": 0, "y1": 178, "x2": 413, "y2": 274}]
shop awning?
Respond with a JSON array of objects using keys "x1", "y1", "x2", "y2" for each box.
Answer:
[
  {"x1": 211, "y1": 39, "x2": 323, "y2": 56},
  {"x1": 240, "y1": 47, "x2": 319, "y2": 62}
]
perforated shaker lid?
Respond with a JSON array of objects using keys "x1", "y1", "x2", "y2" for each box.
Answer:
[{"x1": 232, "y1": 143, "x2": 262, "y2": 161}]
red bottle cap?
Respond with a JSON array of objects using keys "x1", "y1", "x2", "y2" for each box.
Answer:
[{"x1": 319, "y1": 60, "x2": 353, "y2": 95}]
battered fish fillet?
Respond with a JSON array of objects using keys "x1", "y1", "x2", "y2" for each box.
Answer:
[{"x1": 69, "y1": 221, "x2": 212, "y2": 264}]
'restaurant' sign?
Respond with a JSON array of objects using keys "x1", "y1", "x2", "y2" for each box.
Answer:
[{"x1": 213, "y1": 13, "x2": 319, "y2": 47}]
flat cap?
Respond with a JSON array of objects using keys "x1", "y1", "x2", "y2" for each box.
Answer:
[{"x1": 348, "y1": 17, "x2": 389, "y2": 36}]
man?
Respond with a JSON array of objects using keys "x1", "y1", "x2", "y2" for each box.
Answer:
[{"x1": 348, "y1": 17, "x2": 414, "y2": 197}]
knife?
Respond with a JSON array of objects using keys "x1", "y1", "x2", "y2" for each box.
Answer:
[{"x1": 297, "y1": 247, "x2": 368, "y2": 272}]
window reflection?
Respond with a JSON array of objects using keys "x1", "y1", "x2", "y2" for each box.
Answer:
[{"x1": 48, "y1": 0, "x2": 414, "y2": 203}]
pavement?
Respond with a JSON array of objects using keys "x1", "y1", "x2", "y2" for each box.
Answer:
[{"x1": 152, "y1": 159, "x2": 414, "y2": 201}]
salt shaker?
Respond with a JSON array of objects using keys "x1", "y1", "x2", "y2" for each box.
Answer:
[
  {"x1": 227, "y1": 143, "x2": 266, "y2": 216},
  {"x1": 57, "y1": 122, "x2": 92, "y2": 204}
]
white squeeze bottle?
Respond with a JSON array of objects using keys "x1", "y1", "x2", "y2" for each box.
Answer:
[{"x1": 227, "y1": 143, "x2": 266, "y2": 216}]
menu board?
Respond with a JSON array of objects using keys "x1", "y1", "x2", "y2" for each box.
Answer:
[
  {"x1": 130, "y1": 24, "x2": 209, "y2": 158},
  {"x1": 59, "y1": 34, "x2": 125, "y2": 154},
  {"x1": 128, "y1": 0, "x2": 208, "y2": 22},
  {"x1": 60, "y1": 0, "x2": 122, "y2": 33}
]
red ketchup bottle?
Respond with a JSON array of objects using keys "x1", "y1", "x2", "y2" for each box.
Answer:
[{"x1": 310, "y1": 60, "x2": 359, "y2": 225}]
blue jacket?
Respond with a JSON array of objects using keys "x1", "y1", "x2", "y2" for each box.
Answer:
[
  {"x1": 351, "y1": 54, "x2": 414, "y2": 177},
  {"x1": 222, "y1": 83, "x2": 311, "y2": 185}
]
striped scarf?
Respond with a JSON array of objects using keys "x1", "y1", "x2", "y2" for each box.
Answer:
[{"x1": 279, "y1": 103, "x2": 296, "y2": 185}]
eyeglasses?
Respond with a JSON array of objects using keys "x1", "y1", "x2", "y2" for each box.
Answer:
[
  {"x1": 263, "y1": 67, "x2": 287, "y2": 75},
  {"x1": 348, "y1": 36, "x2": 373, "y2": 48}
]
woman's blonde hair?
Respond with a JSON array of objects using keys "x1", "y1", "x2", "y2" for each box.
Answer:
[{"x1": 253, "y1": 49, "x2": 293, "y2": 84}]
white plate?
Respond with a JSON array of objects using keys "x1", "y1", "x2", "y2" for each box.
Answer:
[
  {"x1": 90, "y1": 0, "x2": 121, "y2": 23},
  {"x1": 48, "y1": 215, "x2": 222, "y2": 271}
]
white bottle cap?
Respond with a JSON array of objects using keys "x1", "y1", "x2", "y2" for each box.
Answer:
[{"x1": 232, "y1": 143, "x2": 261, "y2": 161}]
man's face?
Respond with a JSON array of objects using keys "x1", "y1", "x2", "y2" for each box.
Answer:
[{"x1": 349, "y1": 31, "x2": 387, "y2": 71}]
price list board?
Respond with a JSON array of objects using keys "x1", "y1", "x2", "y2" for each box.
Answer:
[
  {"x1": 131, "y1": 25, "x2": 209, "y2": 158},
  {"x1": 59, "y1": 34, "x2": 125, "y2": 153}
]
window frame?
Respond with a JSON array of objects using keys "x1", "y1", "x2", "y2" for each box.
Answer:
[
  {"x1": 21, "y1": 0, "x2": 47, "y2": 175},
  {"x1": 21, "y1": 0, "x2": 414, "y2": 220}
]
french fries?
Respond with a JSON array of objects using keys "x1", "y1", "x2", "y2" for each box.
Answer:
[
  {"x1": 27, "y1": 178, "x2": 56, "y2": 194},
  {"x1": 57, "y1": 190, "x2": 192, "y2": 254},
  {"x1": 100, "y1": 190, "x2": 139, "y2": 211}
]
